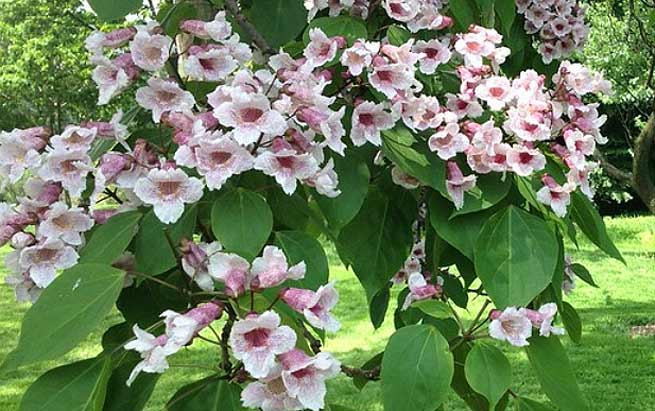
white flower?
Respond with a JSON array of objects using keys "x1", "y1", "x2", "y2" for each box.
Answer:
[
  {"x1": 475, "y1": 76, "x2": 513, "y2": 111},
  {"x1": 254, "y1": 147, "x2": 319, "y2": 196},
  {"x1": 207, "y1": 251, "x2": 251, "y2": 297},
  {"x1": 305, "y1": 158, "x2": 341, "y2": 198},
  {"x1": 489, "y1": 307, "x2": 533, "y2": 347},
  {"x1": 136, "y1": 78, "x2": 196, "y2": 123},
  {"x1": 414, "y1": 38, "x2": 452, "y2": 74},
  {"x1": 50, "y1": 126, "x2": 97, "y2": 151},
  {"x1": 251, "y1": 245, "x2": 306, "y2": 289},
  {"x1": 184, "y1": 46, "x2": 238, "y2": 82},
  {"x1": 428, "y1": 122, "x2": 470, "y2": 160},
  {"x1": 445, "y1": 161, "x2": 477, "y2": 210},
  {"x1": 181, "y1": 241, "x2": 223, "y2": 291},
  {"x1": 229, "y1": 311, "x2": 297, "y2": 379},
  {"x1": 38, "y1": 148, "x2": 93, "y2": 197},
  {"x1": 536, "y1": 303, "x2": 566, "y2": 337},
  {"x1": 38, "y1": 202, "x2": 94, "y2": 245},
  {"x1": 19, "y1": 239, "x2": 79, "y2": 288},
  {"x1": 124, "y1": 325, "x2": 178, "y2": 386},
  {"x1": 340, "y1": 41, "x2": 380, "y2": 76},
  {"x1": 350, "y1": 102, "x2": 397, "y2": 146},
  {"x1": 279, "y1": 349, "x2": 341, "y2": 411},
  {"x1": 281, "y1": 282, "x2": 340, "y2": 332},
  {"x1": 241, "y1": 365, "x2": 305, "y2": 411},
  {"x1": 205, "y1": 11, "x2": 233, "y2": 41},
  {"x1": 0, "y1": 131, "x2": 41, "y2": 183},
  {"x1": 160, "y1": 310, "x2": 200, "y2": 347},
  {"x1": 214, "y1": 91, "x2": 287, "y2": 145},
  {"x1": 91, "y1": 56, "x2": 132, "y2": 105},
  {"x1": 192, "y1": 134, "x2": 255, "y2": 191},
  {"x1": 129, "y1": 31, "x2": 172, "y2": 71},
  {"x1": 536, "y1": 175, "x2": 575, "y2": 217},
  {"x1": 391, "y1": 166, "x2": 420, "y2": 189},
  {"x1": 5, "y1": 273, "x2": 42, "y2": 303},
  {"x1": 304, "y1": 28, "x2": 339, "y2": 68},
  {"x1": 134, "y1": 168, "x2": 204, "y2": 224}
]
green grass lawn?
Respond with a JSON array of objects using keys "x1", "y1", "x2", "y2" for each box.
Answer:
[{"x1": 0, "y1": 216, "x2": 654, "y2": 410}]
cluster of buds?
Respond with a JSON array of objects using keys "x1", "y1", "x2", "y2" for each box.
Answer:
[
  {"x1": 489, "y1": 303, "x2": 565, "y2": 347},
  {"x1": 516, "y1": 0, "x2": 590, "y2": 63}
]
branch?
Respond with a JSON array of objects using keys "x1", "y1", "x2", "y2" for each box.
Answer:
[
  {"x1": 632, "y1": 111, "x2": 655, "y2": 213},
  {"x1": 594, "y1": 149, "x2": 634, "y2": 184},
  {"x1": 223, "y1": 0, "x2": 274, "y2": 55},
  {"x1": 341, "y1": 365, "x2": 380, "y2": 381}
]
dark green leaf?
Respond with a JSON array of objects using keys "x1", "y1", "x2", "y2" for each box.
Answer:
[
  {"x1": 251, "y1": 0, "x2": 307, "y2": 49},
  {"x1": 337, "y1": 188, "x2": 415, "y2": 301},
  {"x1": 381, "y1": 324, "x2": 454, "y2": 411},
  {"x1": 525, "y1": 335, "x2": 589, "y2": 411},
  {"x1": 495, "y1": 0, "x2": 516, "y2": 35},
  {"x1": 1, "y1": 264, "x2": 125, "y2": 371},
  {"x1": 211, "y1": 188, "x2": 273, "y2": 260},
  {"x1": 449, "y1": 0, "x2": 479, "y2": 31},
  {"x1": 80, "y1": 211, "x2": 142, "y2": 264},
  {"x1": 274, "y1": 231, "x2": 329, "y2": 290},
  {"x1": 166, "y1": 377, "x2": 245, "y2": 411},
  {"x1": 370, "y1": 283, "x2": 391, "y2": 329},
  {"x1": 450, "y1": 173, "x2": 511, "y2": 218},
  {"x1": 303, "y1": 16, "x2": 368, "y2": 46},
  {"x1": 561, "y1": 301, "x2": 582, "y2": 343},
  {"x1": 103, "y1": 356, "x2": 159, "y2": 411},
  {"x1": 157, "y1": 2, "x2": 198, "y2": 37},
  {"x1": 570, "y1": 192, "x2": 624, "y2": 263},
  {"x1": 464, "y1": 343, "x2": 511, "y2": 409},
  {"x1": 570, "y1": 263, "x2": 598, "y2": 288},
  {"x1": 387, "y1": 25, "x2": 411, "y2": 46},
  {"x1": 19, "y1": 357, "x2": 111, "y2": 411},
  {"x1": 88, "y1": 0, "x2": 142, "y2": 21},
  {"x1": 474, "y1": 207, "x2": 559, "y2": 308},
  {"x1": 353, "y1": 352, "x2": 384, "y2": 390}
]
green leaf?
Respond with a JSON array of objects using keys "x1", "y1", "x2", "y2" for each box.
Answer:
[
  {"x1": 524, "y1": 335, "x2": 589, "y2": 411},
  {"x1": 387, "y1": 25, "x2": 411, "y2": 46},
  {"x1": 80, "y1": 211, "x2": 142, "y2": 264},
  {"x1": 382, "y1": 125, "x2": 447, "y2": 193},
  {"x1": 474, "y1": 207, "x2": 559, "y2": 308},
  {"x1": 157, "y1": 1, "x2": 198, "y2": 37},
  {"x1": 337, "y1": 188, "x2": 415, "y2": 301},
  {"x1": 211, "y1": 188, "x2": 273, "y2": 260},
  {"x1": 314, "y1": 153, "x2": 370, "y2": 230},
  {"x1": 381, "y1": 324, "x2": 454, "y2": 411},
  {"x1": 450, "y1": 173, "x2": 511, "y2": 218},
  {"x1": 494, "y1": 0, "x2": 516, "y2": 35},
  {"x1": 166, "y1": 377, "x2": 245, "y2": 411},
  {"x1": 274, "y1": 231, "x2": 329, "y2": 290},
  {"x1": 353, "y1": 352, "x2": 384, "y2": 390},
  {"x1": 414, "y1": 300, "x2": 453, "y2": 319},
  {"x1": 449, "y1": 0, "x2": 479, "y2": 31},
  {"x1": 429, "y1": 193, "x2": 494, "y2": 260},
  {"x1": 570, "y1": 192, "x2": 624, "y2": 263},
  {"x1": 251, "y1": 0, "x2": 307, "y2": 49},
  {"x1": 303, "y1": 16, "x2": 368, "y2": 46},
  {"x1": 561, "y1": 301, "x2": 582, "y2": 343},
  {"x1": 103, "y1": 354, "x2": 159, "y2": 411},
  {"x1": 134, "y1": 206, "x2": 197, "y2": 275},
  {"x1": 1, "y1": 264, "x2": 125, "y2": 371},
  {"x1": 464, "y1": 343, "x2": 511, "y2": 409},
  {"x1": 19, "y1": 357, "x2": 111, "y2": 411},
  {"x1": 370, "y1": 284, "x2": 392, "y2": 329},
  {"x1": 87, "y1": 0, "x2": 142, "y2": 21},
  {"x1": 515, "y1": 397, "x2": 556, "y2": 411},
  {"x1": 570, "y1": 263, "x2": 598, "y2": 288}
]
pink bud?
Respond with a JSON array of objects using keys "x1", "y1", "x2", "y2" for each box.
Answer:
[
  {"x1": 186, "y1": 302, "x2": 223, "y2": 328},
  {"x1": 296, "y1": 107, "x2": 327, "y2": 129},
  {"x1": 99, "y1": 153, "x2": 131, "y2": 182},
  {"x1": 104, "y1": 27, "x2": 137, "y2": 48},
  {"x1": 436, "y1": 16, "x2": 454, "y2": 30},
  {"x1": 92, "y1": 209, "x2": 118, "y2": 224},
  {"x1": 489, "y1": 309, "x2": 502, "y2": 320},
  {"x1": 270, "y1": 137, "x2": 294, "y2": 153},
  {"x1": 372, "y1": 55, "x2": 387, "y2": 67},
  {"x1": 180, "y1": 20, "x2": 209, "y2": 38},
  {"x1": 36, "y1": 182, "x2": 63, "y2": 205},
  {"x1": 20, "y1": 127, "x2": 51, "y2": 150},
  {"x1": 541, "y1": 174, "x2": 559, "y2": 189},
  {"x1": 83, "y1": 121, "x2": 114, "y2": 137},
  {"x1": 197, "y1": 112, "x2": 219, "y2": 130},
  {"x1": 280, "y1": 288, "x2": 315, "y2": 312},
  {"x1": 278, "y1": 348, "x2": 311, "y2": 370},
  {"x1": 0, "y1": 226, "x2": 17, "y2": 247},
  {"x1": 114, "y1": 53, "x2": 140, "y2": 80},
  {"x1": 333, "y1": 36, "x2": 347, "y2": 49},
  {"x1": 446, "y1": 161, "x2": 465, "y2": 181},
  {"x1": 316, "y1": 69, "x2": 333, "y2": 82},
  {"x1": 180, "y1": 238, "x2": 207, "y2": 272},
  {"x1": 162, "y1": 112, "x2": 194, "y2": 131}
]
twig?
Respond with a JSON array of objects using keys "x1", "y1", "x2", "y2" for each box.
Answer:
[
  {"x1": 341, "y1": 365, "x2": 381, "y2": 381},
  {"x1": 130, "y1": 271, "x2": 185, "y2": 293},
  {"x1": 223, "y1": 0, "x2": 274, "y2": 55}
]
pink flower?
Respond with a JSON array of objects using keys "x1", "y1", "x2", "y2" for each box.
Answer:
[
  {"x1": 554, "y1": 61, "x2": 612, "y2": 96},
  {"x1": 350, "y1": 101, "x2": 397, "y2": 147},
  {"x1": 402, "y1": 272, "x2": 441, "y2": 310},
  {"x1": 208, "y1": 251, "x2": 251, "y2": 297},
  {"x1": 50, "y1": 126, "x2": 97, "y2": 151},
  {"x1": 383, "y1": 0, "x2": 419, "y2": 22},
  {"x1": 124, "y1": 325, "x2": 177, "y2": 386},
  {"x1": 136, "y1": 78, "x2": 196, "y2": 123},
  {"x1": 278, "y1": 349, "x2": 341, "y2": 411},
  {"x1": 428, "y1": 122, "x2": 470, "y2": 160},
  {"x1": 184, "y1": 45, "x2": 238, "y2": 82},
  {"x1": 304, "y1": 159, "x2": 341, "y2": 198},
  {"x1": 506, "y1": 144, "x2": 546, "y2": 176},
  {"x1": 214, "y1": 91, "x2": 287, "y2": 145},
  {"x1": 129, "y1": 30, "x2": 173, "y2": 71},
  {"x1": 229, "y1": 311, "x2": 297, "y2": 378},
  {"x1": 475, "y1": 76, "x2": 513, "y2": 111},
  {"x1": 134, "y1": 168, "x2": 204, "y2": 224},
  {"x1": 296, "y1": 106, "x2": 346, "y2": 155},
  {"x1": 162, "y1": 302, "x2": 223, "y2": 347},
  {"x1": 242, "y1": 365, "x2": 304, "y2": 411},
  {"x1": 455, "y1": 30, "x2": 496, "y2": 67},
  {"x1": 471, "y1": 120, "x2": 503, "y2": 155},
  {"x1": 304, "y1": 28, "x2": 341, "y2": 68},
  {"x1": 369, "y1": 63, "x2": 414, "y2": 99},
  {"x1": 186, "y1": 134, "x2": 255, "y2": 191},
  {"x1": 340, "y1": 41, "x2": 380, "y2": 76},
  {"x1": 38, "y1": 148, "x2": 93, "y2": 197},
  {"x1": 85, "y1": 28, "x2": 136, "y2": 55},
  {"x1": 536, "y1": 175, "x2": 575, "y2": 217},
  {"x1": 401, "y1": 95, "x2": 443, "y2": 131},
  {"x1": 446, "y1": 93, "x2": 484, "y2": 119},
  {"x1": 38, "y1": 202, "x2": 94, "y2": 245},
  {"x1": 391, "y1": 166, "x2": 420, "y2": 189},
  {"x1": 254, "y1": 142, "x2": 319, "y2": 195},
  {"x1": 91, "y1": 55, "x2": 138, "y2": 105},
  {"x1": 19, "y1": 238, "x2": 78, "y2": 288},
  {"x1": 0, "y1": 130, "x2": 42, "y2": 183},
  {"x1": 524, "y1": 303, "x2": 566, "y2": 337},
  {"x1": 251, "y1": 245, "x2": 306, "y2": 290},
  {"x1": 205, "y1": 11, "x2": 233, "y2": 41},
  {"x1": 489, "y1": 307, "x2": 533, "y2": 347},
  {"x1": 280, "y1": 282, "x2": 340, "y2": 332},
  {"x1": 446, "y1": 161, "x2": 477, "y2": 210},
  {"x1": 414, "y1": 38, "x2": 452, "y2": 74}
]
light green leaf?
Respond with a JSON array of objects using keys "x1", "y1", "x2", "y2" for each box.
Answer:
[
  {"x1": 474, "y1": 206, "x2": 559, "y2": 308},
  {"x1": 387, "y1": 25, "x2": 411, "y2": 46},
  {"x1": 450, "y1": 173, "x2": 511, "y2": 218},
  {"x1": 464, "y1": 343, "x2": 511, "y2": 409},
  {"x1": 1, "y1": 264, "x2": 125, "y2": 371},
  {"x1": 525, "y1": 335, "x2": 589, "y2": 411},
  {"x1": 80, "y1": 211, "x2": 142, "y2": 265},
  {"x1": 414, "y1": 299, "x2": 453, "y2": 319},
  {"x1": 515, "y1": 397, "x2": 556, "y2": 411},
  {"x1": 19, "y1": 357, "x2": 112, "y2": 411},
  {"x1": 381, "y1": 324, "x2": 454, "y2": 411},
  {"x1": 211, "y1": 188, "x2": 273, "y2": 260},
  {"x1": 87, "y1": 0, "x2": 142, "y2": 21}
]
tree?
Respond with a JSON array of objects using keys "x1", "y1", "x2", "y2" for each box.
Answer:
[{"x1": 0, "y1": 1, "x2": 625, "y2": 411}]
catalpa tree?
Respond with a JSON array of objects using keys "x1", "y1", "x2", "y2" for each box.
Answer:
[{"x1": 0, "y1": 0, "x2": 624, "y2": 410}]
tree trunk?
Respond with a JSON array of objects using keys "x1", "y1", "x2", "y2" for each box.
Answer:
[{"x1": 632, "y1": 112, "x2": 655, "y2": 213}]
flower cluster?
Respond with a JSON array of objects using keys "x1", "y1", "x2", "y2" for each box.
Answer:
[
  {"x1": 304, "y1": 0, "x2": 372, "y2": 21},
  {"x1": 124, "y1": 302, "x2": 223, "y2": 385},
  {"x1": 489, "y1": 303, "x2": 565, "y2": 347},
  {"x1": 382, "y1": 0, "x2": 453, "y2": 33},
  {"x1": 516, "y1": 0, "x2": 589, "y2": 63}
]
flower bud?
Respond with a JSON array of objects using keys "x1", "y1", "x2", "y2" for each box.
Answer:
[
  {"x1": 10, "y1": 232, "x2": 36, "y2": 249},
  {"x1": 92, "y1": 209, "x2": 118, "y2": 224},
  {"x1": 104, "y1": 27, "x2": 137, "y2": 48},
  {"x1": 180, "y1": 20, "x2": 209, "y2": 38},
  {"x1": 36, "y1": 182, "x2": 63, "y2": 206}
]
